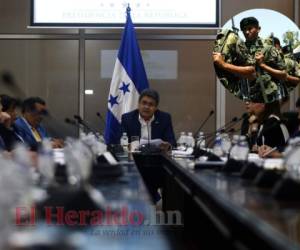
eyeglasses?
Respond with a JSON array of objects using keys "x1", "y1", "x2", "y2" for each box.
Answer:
[
  {"x1": 140, "y1": 100, "x2": 156, "y2": 108},
  {"x1": 31, "y1": 109, "x2": 49, "y2": 116}
]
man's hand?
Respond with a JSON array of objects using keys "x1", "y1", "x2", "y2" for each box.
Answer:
[
  {"x1": 159, "y1": 141, "x2": 171, "y2": 152},
  {"x1": 255, "y1": 52, "x2": 264, "y2": 65},
  {"x1": 251, "y1": 144, "x2": 259, "y2": 153},
  {"x1": 51, "y1": 138, "x2": 64, "y2": 148},
  {"x1": 212, "y1": 52, "x2": 225, "y2": 67},
  {"x1": 255, "y1": 52, "x2": 287, "y2": 80},
  {"x1": 0, "y1": 111, "x2": 11, "y2": 128},
  {"x1": 258, "y1": 145, "x2": 281, "y2": 158}
]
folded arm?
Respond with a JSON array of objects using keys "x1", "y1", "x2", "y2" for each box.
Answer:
[
  {"x1": 255, "y1": 52, "x2": 287, "y2": 81},
  {"x1": 213, "y1": 52, "x2": 256, "y2": 80}
]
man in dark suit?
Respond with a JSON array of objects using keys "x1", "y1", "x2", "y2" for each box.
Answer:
[
  {"x1": 0, "y1": 95, "x2": 24, "y2": 151},
  {"x1": 0, "y1": 108, "x2": 11, "y2": 150},
  {"x1": 121, "y1": 88, "x2": 176, "y2": 149},
  {"x1": 122, "y1": 89, "x2": 176, "y2": 203}
]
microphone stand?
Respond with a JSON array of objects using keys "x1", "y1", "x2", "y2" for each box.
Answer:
[
  {"x1": 74, "y1": 115, "x2": 100, "y2": 139},
  {"x1": 147, "y1": 121, "x2": 150, "y2": 149},
  {"x1": 194, "y1": 110, "x2": 214, "y2": 137},
  {"x1": 140, "y1": 121, "x2": 160, "y2": 154},
  {"x1": 206, "y1": 115, "x2": 245, "y2": 148},
  {"x1": 200, "y1": 117, "x2": 238, "y2": 142},
  {"x1": 65, "y1": 118, "x2": 82, "y2": 129},
  {"x1": 96, "y1": 112, "x2": 106, "y2": 131}
]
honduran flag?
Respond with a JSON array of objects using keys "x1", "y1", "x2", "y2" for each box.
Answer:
[{"x1": 104, "y1": 7, "x2": 149, "y2": 144}]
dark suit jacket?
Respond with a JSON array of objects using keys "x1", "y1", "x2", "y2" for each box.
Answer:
[
  {"x1": 121, "y1": 109, "x2": 176, "y2": 147},
  {"x1": 0, "y1": 123, "x2": 23, "y2": 151},
  {"x1": 0, "y1": 135, "x2": 5, "y2": 150},
  {"x1": 256, "y1": 116, "x2": 289, "y2": 151},
  {"x1": 14, "y1": 117, "x2": 48, "y2": 150}
]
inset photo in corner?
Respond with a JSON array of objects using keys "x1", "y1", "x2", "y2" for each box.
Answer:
[{"x1": 213, "y1": 8, "x2": 300, "y2": 103}]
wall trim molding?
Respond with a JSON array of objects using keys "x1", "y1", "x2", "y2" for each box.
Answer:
[
  {"x1": 0, "y1": 33, "x2": 216, "y2": 41},
  {"x1": 216, "y1": 78, "x2": 226, "y2": 129}
]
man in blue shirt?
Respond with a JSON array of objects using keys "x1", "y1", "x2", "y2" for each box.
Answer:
[{"x1": 14, "y1": 97, "x2": 63, "y2": 150}]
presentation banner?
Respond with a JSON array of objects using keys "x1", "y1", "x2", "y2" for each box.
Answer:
[{"x1": 31, "y1": 0, "x2": 219, "y2": 27}]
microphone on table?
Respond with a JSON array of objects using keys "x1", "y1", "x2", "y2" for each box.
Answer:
[
  {"x1": 206, "y1": 113, "x2": 247, "y2": 147},
  {"x1": 147, "y1": 121, "x2": 151, "y2": 147},
  {"x1": 194, "y1": 110, "x2": 214, "y2": 137},
  {"x1": 215, "y1": 113, "x2": 247, "y2": 135},
  {"x1": 1, "y1": 71, "x2": 26, "y2": 98},
  {"x1": 65, "y1": 118, "x2": 83, "y2": 138},
  {"x1": 194, "y1": 116, "x2": 239, "y2": 150},
  {"x1": 140, "y1": 121, "x2": 161, "y2": 154},
  {"x1": 224, "y1": 113, "x2": 248, "y2": 132},
  {"x1": 65, "y1": 117, "x2": 80, "y2": 128},
  {"x1": 74, "y1": 115, "x2": 100, "y2": 139},
  {"x1": 96, "y1": 112, "x2": 107, "y2": 137},
  {"x1": 203, "y1": 116, "x2": 238, "y2": 138},
  {"x1": 96, "y1": 112, "x2": 106, "y2": 127},
  {"x1": 96, "y1": 112, "x2": 123, "y2": 143}
]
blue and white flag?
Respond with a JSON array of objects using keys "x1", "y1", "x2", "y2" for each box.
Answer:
[{"x1": 104, "y1": 7, "x2": 149, "y2": 144}]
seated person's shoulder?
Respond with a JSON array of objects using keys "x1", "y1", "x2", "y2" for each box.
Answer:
[
  {"x1": 263, "y1": 116, "x2": 285, "y2": 134},
  {"x1": 14, "y1": 117, "x2": 23, "y2": 128},
  {"x1": 13, "y1": 118, "x2": 29, "y2": 135},
  {"x1": 14, "y1": 116, "x2": 23, "y2": 124},
  {"x1": 156, "y1": 110, "x2": 171, "y2": 119},
  {"x1": 265, "y1": 116, "x2": 281, "y2": 124},
  {"x1": 121, "y1": 109, "x2": 138, "y2": 120}
]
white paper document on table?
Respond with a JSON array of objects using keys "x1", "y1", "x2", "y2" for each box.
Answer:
[
  {"x1": 172, "y1": 147, "x2": 194, "y2": 157},
  {"x1": 140, "y1": 138, "x2": 163, "y2": 147}
]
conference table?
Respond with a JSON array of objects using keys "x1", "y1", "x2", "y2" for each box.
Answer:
[
  {"x1": 133, "y1": 153, "x2": 300, "y2": 250},
  {"x1": 9, "y1": 154, "x2": 179, "y2": 250},
  {"x1": 9, "y1": 150, "x2": 300, "y2": 250}
]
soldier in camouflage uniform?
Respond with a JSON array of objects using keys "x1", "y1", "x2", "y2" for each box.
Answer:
[
  {"x1": 240, "y1": 17, "x2": 287, "y2": 103},
  {"x1": 213, "y1": 29, "x2": 256, "y2": 100},
  {"x1": 284, "y1": 52, "x2": 300, "y2": 90},
  {"x1": 264, "y1": 36, "x2": 300, "y2": 93},
  {"x1": 212, "y1": 28, "x2": 283, "y2": 103}
]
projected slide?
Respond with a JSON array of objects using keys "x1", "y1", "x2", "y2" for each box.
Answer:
[{"x1": 31, "y1": 0, "x2": 219, "y2": 27}]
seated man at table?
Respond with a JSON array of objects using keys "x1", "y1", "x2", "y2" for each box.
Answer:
[
  {"x1": 122, "y1": 89, "x2": 176, "y2": 203},
  {"x1": 14, "y1": 97, "x2": 63, "y2": 150},
  {"x1": 121, "y1": 88, "x2": 176, "y2": 151},
  {"x1": 0, "y1": 95, "x2": 24, "y2": 151},
  {"x1": 0, "y1": 110, "x2": 11, "y2": 150}
]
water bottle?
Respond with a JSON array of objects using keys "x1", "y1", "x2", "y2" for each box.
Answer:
[
  {"x1": 186, "y1": 132, "x2": 195, "y2": 148},
  {"x1": 283, "y1": 138, "x2": 298, "y2": 158},
  {"x1": 197, "y1": 131, "x2": 206, "y2": 149},
  {"x1": 237, "y1": 135, "x2": 249, "y2": 161},
  {"x1": 229, "y1": 135, "x2": 240, "y2": 160},
  {"x1": 213, "y1": 133, "x2": 223, "y2": 157},
  {"x1": 38, "y1": 139, "x2": 55, "y2": 186},
  {"x1": 284, "y1": 138, "x2": 300, "y2": 181},
  {"x1": 120, "y1": 132, "x2": 129, "y2": 152},
  {"x1": 177, "y1": 132, "x2": 186, "y2": 149},
  {"x1": 221, "y1": 133, "x2": 231, "y2": 155}
]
